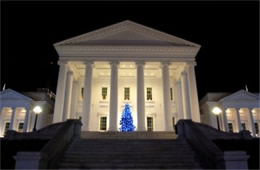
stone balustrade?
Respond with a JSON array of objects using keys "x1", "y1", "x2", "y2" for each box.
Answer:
[
  {"x1": 13, "y1": 119, "x2": 82, "y2": 169},
  {"x1": 176, "y1": 119, "x2": 250, "y2": 169}
]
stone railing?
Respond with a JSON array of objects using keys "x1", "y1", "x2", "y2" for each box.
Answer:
[
  {"x1": 176, "y1": 119, "x2": 249, "y2": 169},
  {"x1": 194, "y1": 122, "x2": 252, "y2": 140},
  {"x1": 5, "y1": 121, "x2": 67, "y2": 140},
  {"x1": 13, "y1": 119, "x2": 82, "y2": 169}
]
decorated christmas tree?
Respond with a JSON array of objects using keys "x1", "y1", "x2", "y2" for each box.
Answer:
[{"x1": 120, "y1": 103, "x2": 135, "y2": 132}]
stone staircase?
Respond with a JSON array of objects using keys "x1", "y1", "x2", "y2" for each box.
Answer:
[{"x1": 58, "y1": 132, "x2": 201, "y2": 169}]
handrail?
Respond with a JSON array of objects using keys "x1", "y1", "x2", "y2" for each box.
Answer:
[
  {"x1": 40, "y1": 119, "x2": 82, "y2": 168},
  {"x1": 176, "y1": 120, "x2": 224, "y2": 169}
]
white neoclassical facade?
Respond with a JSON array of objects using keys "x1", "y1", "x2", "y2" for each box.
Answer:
[
  {"x1": 200, "y1": 90, "x2": 260, "y2": 137},
  {"x1": 0, "y1": 89, "x2": 54, "y2": 137},
  {"x1": 53, "y1": 20, "x2": 201, "y2": 131}
]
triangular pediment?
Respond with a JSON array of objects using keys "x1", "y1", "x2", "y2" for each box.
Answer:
[
  {"x1": 0, "y1": 89, "x2": 32, "y2": 100},
  {"x1": 219, "y1": 90, "x2": 259, "y2": 102},
  {"x1": 54, "y1": 20, "x2": 200, "y2": 47}
]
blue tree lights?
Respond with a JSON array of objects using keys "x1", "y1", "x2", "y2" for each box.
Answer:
[{"x1": 120, "y1": 103, "x2": 135, "y2": 132}]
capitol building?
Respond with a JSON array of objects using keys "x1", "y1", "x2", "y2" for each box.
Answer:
[{"x1": 0, "y1": 20, "x2": 259, "y2": 137}]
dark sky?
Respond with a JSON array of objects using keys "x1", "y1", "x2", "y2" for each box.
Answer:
[{"x1": 2, "y1": 1, "x2": 259, "y2": 99}]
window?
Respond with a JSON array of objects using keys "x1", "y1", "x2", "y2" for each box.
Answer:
[
  {"x1": 172, "y1": 117, "x2": 175, "y2": 130},
  {"x1": 4, "y1": 122, "x2": 10, "y2": 135},
  {"x1": 81, "y1": 88, "x2": 84, "y2": 99},
  {"x1": 147, "y1": 88, "x2": 152, "y2": 100},
  {"x1": 228, "y1": 123, "x2": 233, "y2": 132},
  {"x1": 124, "y1": 87, "x2": 130, "y2": 100},
  {"x1": 18, "y1": 122, "x2": 24, "y2": 132},
  {"x1": 170, "y1": 88, "x2": 173, "y2": 100},
  {"x1": 147, "y1": 117, "x2": 153, "y2": 131},
  {"x1": 100, "y1": 117, "x2": 107, "y2": 131},
  {"x1": 241, "y1": 123, "x2": 246, "y2": 130},
  {"x1": 102, "y1": 87, "x2": 108, "y2": 100},
  {"x1": 255, "y1": 123, "x2": 259, "y2": 134}
]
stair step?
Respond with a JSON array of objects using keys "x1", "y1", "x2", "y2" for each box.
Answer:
[
  {"x1": 58, "y1": 132, "x2": 201, "y2": 169},
  {"x1": 59, "y1": 162, "x2": 197, "y2": 169}
]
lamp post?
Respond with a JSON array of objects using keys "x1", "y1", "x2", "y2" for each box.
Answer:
[
  {"x1": 212, "y1": 107, "x2": 221, "y2": 130},
  {"x1": 33, "y1": 106, "x2": 42, "y2": 131}
]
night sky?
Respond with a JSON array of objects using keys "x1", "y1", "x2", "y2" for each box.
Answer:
[{"x1": 2, "y1": 1, "x2": 259, "y2": 99}]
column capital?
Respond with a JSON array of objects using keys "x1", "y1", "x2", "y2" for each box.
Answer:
[
  {"x1": 248, "y1": 108, "x2": 254, "y2": 111},
  {"x1": 83, "y1": 61, "x2": 94, "y2": 65},
  {"x1": 109, "y1": 61, "x2": 119, "y2": 66},
  {"x1": 186, "y1": 61, "x2": 197, "y2": 67},
  {"x1": 161, "y1": 61, "x2": 171, "y2": 66},
  {"x1": 58, "y1": 61, "x2": 68, "y2": 65},
  {"x1": 135, "y1": 61, "x2": 145, "y2": 66}
]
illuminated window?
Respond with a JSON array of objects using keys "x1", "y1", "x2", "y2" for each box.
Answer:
[
  {"x1": 255, "y1": 123, "x2": 259, "y2": 134},
  {"x1": 170, "y1": 88, "x2": 173, "y2": 100},
  {"x1": 4, "y1": 122, "x2": 10, "y2": 135},
  {"x1": 100, "y1": 117, "x2": 107, "y2": 131},
  {"x1": 147, "y1": 117, "x2": 153, "y2": 131},
  {"x1": 147, "y1": 88, "x2": 152, "y2": 100},
  {"x1": 18, "y1": 122, "x2": 24, "y2": 132},
  {"x1": 124, "y1": 87, "x2": 130, "y2": 100},
  {"x1": 102, "y1": 87, "x2": 108, "y2": 100},
  {"x1": 241, "y1": 123, "x2": 246, "y2": 130},
  {"x1": 228, "y1": 123, "x2": 233, "y2": 132}
]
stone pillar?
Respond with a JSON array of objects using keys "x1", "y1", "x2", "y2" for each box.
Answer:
[
  {"x1": 70, "y1": 80, "x2": 79, "y2": 119},
  {"x1": 53, "y1": 61, "x2": 68, "y2": 123},
  {"x1": 235, "y1": 108, "x2": 242, "y2": 132},
  {"x1": 9, "y1": 108, "x2": 16, "y2": 130},
  {"x1": 222, "y1": 108, "x2": 229, "y2": 132},
  {"x1": 23, "y1": 107, "x2": 31, "y2": 132},
  {"x1": 161, "y1": 62, "x2": 172, "y2": 131},
  {"x1": 248, "y1": 108, "x2": 256, "y2": 137},
  {"x1": 181, "y1": 71, "x2": 192, "y2": 119},
  {"x1": 136, "y1": 61, "x2": 146, "y2": 131},
  {"x1": 109, "y1": 61, "x2": 119, "y2": 131},
  {"x1": 62, "y1": 71, "x2": 74, "y2": 121},
  {"x1": 82, "y1": 61, "x2": 93, "y2": 131},
  {"x1": 176, "y1": 81, "x2": 184, "y2": 120},
  {"x1": 187, "y1": 62, "x2": 201, "y2": 122}
]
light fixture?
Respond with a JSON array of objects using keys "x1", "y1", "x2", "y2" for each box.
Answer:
[
  {"x1": 33, "y1": 106, "x2": 42, "y2": 115},
  {"x1": 212, "y1": 107, "x2": 222, "y2": 115},
  {"x1": 212, "y1": 107, "x2": 221, "y2": 130},
  {"x1": 33, "y1": 106, "x2": 42, "y2": 131}
]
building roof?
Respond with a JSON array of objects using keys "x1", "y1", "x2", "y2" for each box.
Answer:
[
  {"x1": 53, "y1": 20, "x2": 201, "y2": 62},
  {"x1": 200, "y1": 89, "x2": 260, "y2": 106}
]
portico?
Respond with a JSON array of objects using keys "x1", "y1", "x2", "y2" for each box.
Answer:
[{"x1": 53, "y1": 20, "x2": 201, "y2": 131}]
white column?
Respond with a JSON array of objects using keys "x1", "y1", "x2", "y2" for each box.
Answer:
[
  {"x1": 181, "y1": 71, "x2": 192, "y2": 119},
  {"x1": 161, "y1": 62, "x2": 172, "y2": 131},
  {"x1": 235, "y1": 108, "x2": 242, "y2": 132},
  {"x1": 53, "y1": 61, "x2": 68, "y2": 123},
  {"x1": 136, "y1": 61, "x2": 146, "y2": 131},
  {"x1": 82, "y1": 61, "x2": 93, "y2": 131},
  {"x1": 23, "y1": 107, "x2": 30, "y2": 132},
  {"x1": 176, "y1": 81, "x2": 184, "y2": 120},
  {"x1": 248, "y1": 108, "x2": 256, "y2": 137},
  {"x1": 109, "y1": 61, "x2": 119, "y2": 131},
  {"x1": 70, "y1": 80, "x2": 79, "y2": 119},
  {"x1": 0, "y1": 108, "x2": 5, "y2": 135},
  {"x1": 62, "y1": 71, "x2": 74, "y2": 121},
  {"x1": 9, "y1": 108, "x2": 16, "y2": 130},
  {"x1": 187, "y1": 62, "x2": 201, "y2": 122},
  {"x1": 222, "y1": 108, "x2": 229, "y2": 132}
]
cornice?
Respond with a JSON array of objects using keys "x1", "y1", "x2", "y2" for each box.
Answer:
[{"x1": 56, "y1": 45, "x2": 198, "y2": 53}]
